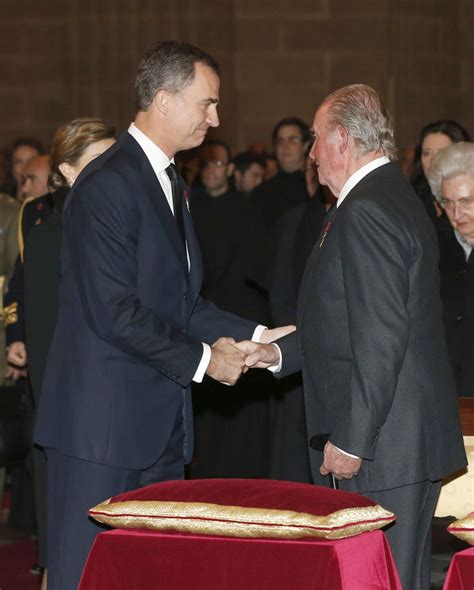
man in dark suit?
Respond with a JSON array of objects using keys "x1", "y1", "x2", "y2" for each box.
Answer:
[
  {"x1": 241, "y1": 84, "x2": 467, "y2": 590},
  {"x1": 34, "y1": 41, "x2": 291, "y2": 590}
]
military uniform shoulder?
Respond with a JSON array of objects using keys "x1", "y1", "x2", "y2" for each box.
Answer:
[
  {"x1": 20, "y1": 193, "x2": 54, "y2": 243},
  {"x1": 0, "y1": 192, "x2": 20, "y2": 212}
]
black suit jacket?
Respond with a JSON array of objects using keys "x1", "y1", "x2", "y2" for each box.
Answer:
[
  {"x1": 440, "y1": 236, "x2": 474, "y2": 396},
  {"x1": 34, "y1": 132, "x2": 256, "y2": 469},
  {"x1": 279, "y1": 162, "x2": 466, "y2": 492}
]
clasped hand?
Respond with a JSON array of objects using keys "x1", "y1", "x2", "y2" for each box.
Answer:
[{"x1": 206, "y1": 325, "x2": 295, "y2": 385}]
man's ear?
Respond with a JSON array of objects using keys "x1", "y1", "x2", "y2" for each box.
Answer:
[
  {"x1": 153, "y1": 89, "x2": 171, "y2": 115},
  {"x1": 337, "y1": 126, "x2": 349, "y2": 153},
  {"x1": 227, "y1": 163, "x2": 235, "y2": 177}
]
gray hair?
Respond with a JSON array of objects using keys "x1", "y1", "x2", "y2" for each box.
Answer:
[
  {"x1": 135, "y1": 41, "x2": 220, "y2": 112},
  {"x1": 427, "y1": 142, "x2": 474, "y2": 203},
  {"x1": 323, "y1": 84, "x2": 397, "y2": 160}
]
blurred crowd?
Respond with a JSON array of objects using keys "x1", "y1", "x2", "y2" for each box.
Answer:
[{"x1": 0, "y1": 111, "x2": 473, "y2": 579}]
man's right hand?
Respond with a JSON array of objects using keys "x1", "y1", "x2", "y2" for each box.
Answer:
[
  {"x1": 205, "y1": 337, "x2": 248, "y2": 385},
  {"x1": 7, "y1": 341, "x2": 27, "y2": 367}
]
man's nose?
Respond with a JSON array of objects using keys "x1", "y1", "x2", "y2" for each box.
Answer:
[
  {"x1": 207, "y1": 106, "x2": 219, "y2": 128},
  {"x1": 452, "y1": 203, "x2": 463, "y2": 221}
]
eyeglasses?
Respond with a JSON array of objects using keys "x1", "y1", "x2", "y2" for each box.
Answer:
[
  {"x1": 440, "y1": 197, "x2": 474, "y2": 211},
  {"x1": 201, "y1": 159, "x2": 229, "y2": 169}
]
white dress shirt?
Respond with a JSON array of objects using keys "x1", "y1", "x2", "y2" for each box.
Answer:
[
  {"x1": 337, "y1": 156, "x2": 390, "y2": 207},
  {"x1": 128, "y1": 123, "x2": 265, "y2": 382}
]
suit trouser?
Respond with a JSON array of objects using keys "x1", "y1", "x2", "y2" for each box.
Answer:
[
  {"x1": 32, "y1": 443, "x2": 48, "y2": 567},
  {"x1": 365, "y1": 480, "x2": 442, "y2": 590},
  {"x1": 46, "y1": 417, "x2": 184, "y2": 590}
]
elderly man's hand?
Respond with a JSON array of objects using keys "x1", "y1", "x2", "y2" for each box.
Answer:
[
  {"x1": 259, "y1": 325, "x2": 296, "y2": 343},
  {"x1": 234, "y1": 340, "x2": 281, "y2": 369},
  {"x1": 320, "y1": 441, "x2": 362, "y2": 480}
]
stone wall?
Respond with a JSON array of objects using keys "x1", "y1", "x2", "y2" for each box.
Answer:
[{"x1": 0, "y1": 0, "x2": 472, "y2": 153}]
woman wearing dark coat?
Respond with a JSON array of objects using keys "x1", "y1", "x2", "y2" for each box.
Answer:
[
  {"x1": 427, "y1": 141, "x2": 474, "y2": 397},
  {"x1": 23, "y1": 118, "x2": 115, "y2": 588}
]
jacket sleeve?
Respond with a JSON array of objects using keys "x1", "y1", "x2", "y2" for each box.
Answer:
[
  {"x1": 66, "y1": 171, "x2": 204, "y2": 387},
  {"x1": 330, "y1": 199, "x2": 411, "y2": 459}
]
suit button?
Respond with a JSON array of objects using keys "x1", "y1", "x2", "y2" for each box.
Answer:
[
  {"x1": 183, "y1": 293, "x2": 189, "y2": 300},
  {"x1": 297, "y1": 345, "x2": 304, "y2": 354},
  {"x1": 456, "y1": 315, "x2": 462, "y2": 321}
]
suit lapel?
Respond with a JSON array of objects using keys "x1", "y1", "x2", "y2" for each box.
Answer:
[
  {"x1": 119, "y1": 133, "x2": 189, "y2": 273},
  {"x1": 296, "y1": 205, "x2": 337, "y2": 327}
]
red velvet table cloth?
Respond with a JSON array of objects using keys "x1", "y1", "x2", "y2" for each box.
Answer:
[
  {"x1": 443, "y1": 547, "x2": 474, "y2": 590},
  {"x1": 79, "y1": 528, "x2": 401, "y2": 589}
]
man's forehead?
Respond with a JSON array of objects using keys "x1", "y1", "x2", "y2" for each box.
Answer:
[
  {"x1": 313, "y1": 103, "x2": 329, "y2": 129},
  {"x1": 201, "y1": 145, "x2": 227, "y2": 160},
  {"x1": 24, "y1": 158, "x2": 49, "y2": 176},
  {"x1": 278, "y1": 125, "x2": 302, "y2": 138},
  {"x1": 192, "y1": 62, "x2": 220, "y2": 96}
]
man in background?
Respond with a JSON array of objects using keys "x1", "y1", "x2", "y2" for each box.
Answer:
[{"x1": 233, "y1": 151, "x2": 266, "y2": 196}]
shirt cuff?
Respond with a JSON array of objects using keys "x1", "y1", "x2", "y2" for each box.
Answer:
[
  {"x1": 267, "y1": 343, "x2": 282, "y2": 373},
  {"x1": 192, "y1": 343, "x2": 211, "y2": 383},
  {"x1": 252, "y1": 325, "x2": 267, "y2": 342},
  {"x1": 333, "y1": 444, "x2": 360, "y2": 459}
]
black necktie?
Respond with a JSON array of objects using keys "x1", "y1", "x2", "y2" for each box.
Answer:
[{"x1": 165, "y1": 163, "x2": 186, "y2": 251}]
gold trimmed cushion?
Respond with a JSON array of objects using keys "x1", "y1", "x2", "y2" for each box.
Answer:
[
  {"x1": 90, "y1": 479, "x2": 395, "y2": 540},
  {"x1": 448, "y1": 512, "x2": 474, "y2": 545}
]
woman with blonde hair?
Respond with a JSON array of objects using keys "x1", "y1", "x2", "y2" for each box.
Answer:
[{"x1": 23, "y1": 117, "x2": 115, "y2": 589}]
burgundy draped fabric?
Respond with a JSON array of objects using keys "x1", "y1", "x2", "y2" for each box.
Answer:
[
  {"x1": 443, "y1": 547, "x2": 474, "y2": 590},
  {"x1": 79, "y1": 528, "x2": 402, "y2": 590}
]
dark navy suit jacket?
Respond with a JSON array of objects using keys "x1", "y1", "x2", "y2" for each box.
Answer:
[{"x1": 34, "y1": 132, "x2": 256, "y2": 469}]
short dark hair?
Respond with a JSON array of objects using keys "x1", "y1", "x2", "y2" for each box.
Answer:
[
  {"x1": 8, "y1": 137, "x2": 45, "y2": 162},
  {"x1": 8, "y1": 137, "x2": 46, "y2": 156},
  {"x1": 199, "y1": 139, "x2": 232, "y2": 164},
  {"x1": 233, "y1": 151, "x2": 266, "y2": 174},
  {"x1": 271, "y1": 117, "x2": 311, "y2": 145},
  {"x1": 135, "y1": 41, "x2": 220, "y2": 111}
]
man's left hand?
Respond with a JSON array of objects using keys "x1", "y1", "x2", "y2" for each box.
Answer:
[
  {"x1": 259, "y1": 325, "x2": 295, "y2": 343},
  {"x1": 320, "y1": 441, "x2": 362, "y2": 480}
]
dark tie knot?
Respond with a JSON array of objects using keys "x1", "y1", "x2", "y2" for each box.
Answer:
[{"x1": 166, "y1": 163, "x2": 178, "y2": 182}]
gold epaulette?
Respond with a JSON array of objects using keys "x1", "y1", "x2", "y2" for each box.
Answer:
[
  {"x1": 18, "y1": 196, "x2": 36, "y2": 262},
  {"x1": 0, "y1": 276, "x2": 18, "y2": 326},
  {"x1": 3, "y1": 302, "x2": 18, "y2": 326}
]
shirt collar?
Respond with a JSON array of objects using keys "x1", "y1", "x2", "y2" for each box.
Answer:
[
  {"x1": 454, "y1": 229, "x2": 473, "y2": 261},
  {"x1": 337, "y1": 156, "x2": 390, "y2": 207},
  {"x1": 127, "y1": 122, "x2": 174, "y2": 173}
]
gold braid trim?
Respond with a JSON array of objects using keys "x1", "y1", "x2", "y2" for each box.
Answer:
[
  {"x1": 18, "y1": 196, "x2": 35, "y2": 262},
  {"x1": 90, "y1": 499, "x2": 395, "y2": 540},
  {"x1": 448, "y1": 514, "x2": 474, "y2": 545},
  {"x1": 3, "y1": 302, "x2": 18, "y2": 326},
  {"x1": 0, "y1": 276, "x2": 18, "y2": 325}
]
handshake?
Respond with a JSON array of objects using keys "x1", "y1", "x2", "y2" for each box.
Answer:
[{"x1": 206, "y1": 325, "x2": 296, "y2": 385}]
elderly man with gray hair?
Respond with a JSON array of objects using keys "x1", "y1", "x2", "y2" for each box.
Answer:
[
  {"x1": 428, "y1": 142, "x2": 474, "y2": 397},
  {"x1": 239, "y1": 84, "x2": 467, "y2": 590}
]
